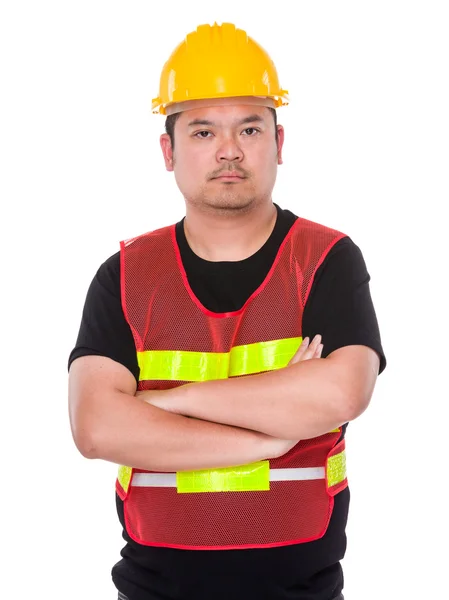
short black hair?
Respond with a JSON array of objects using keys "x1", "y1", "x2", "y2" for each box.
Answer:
[{"x1": 165, "y1": 106, "x2": 278, "y2": 150}]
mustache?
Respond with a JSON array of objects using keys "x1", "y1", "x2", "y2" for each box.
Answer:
[{"x1": 208, "y1": 165, "x2": 250, "y2": 179}]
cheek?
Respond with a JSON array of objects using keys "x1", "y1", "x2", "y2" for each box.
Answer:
[
  {"x1": 255, "y1": 148, "x2": 278, "y2": 177},
  {"x1": 174, "y1": 152, "x2": 206, "y2": 191},
  {"x1": 176, "y1": 146, "x2": 208, "y2": 171},
  {"x1": 249, "y1": 139, "x2": 277, "y2": 163}
]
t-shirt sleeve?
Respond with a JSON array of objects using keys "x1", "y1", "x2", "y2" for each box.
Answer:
[
  {"x1": 67, "y1": 251, "x2": 140, "y2": 382},
  {"x1": 302, "y1": 237, "x2": 386, "y2": 374}
]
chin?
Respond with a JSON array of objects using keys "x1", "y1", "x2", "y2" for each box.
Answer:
[
  {"x1": 203, "y1": 188, "x2": 260, "y2": 208},
  {"x1": 204, "y1": 196, "x2": 257, "y2": 212}
]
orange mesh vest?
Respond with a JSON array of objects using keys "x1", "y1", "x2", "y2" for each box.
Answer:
[{"x1": 116, "y1": 217, "x2": 348, "y2": 550}]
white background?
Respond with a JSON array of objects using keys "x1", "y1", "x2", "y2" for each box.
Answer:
[{"x1": 1, "y1": 1, "x2": 448, "y2": 599}]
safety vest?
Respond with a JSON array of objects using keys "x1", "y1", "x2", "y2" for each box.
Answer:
[{"x1": 116, "y1": 217, "x2": 348, "y2": 550}]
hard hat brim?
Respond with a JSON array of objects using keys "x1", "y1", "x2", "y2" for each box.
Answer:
[{"x1": 164, "y1": 96, "x2": 280, "y2": 116}]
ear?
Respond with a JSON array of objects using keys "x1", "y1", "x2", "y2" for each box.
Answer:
[
  {"x1": 276, "y1": 125, "x2": 285, "y2": 165},
  {"x1": 160, "y1": 134, "x2": 174, "y2": 171}
]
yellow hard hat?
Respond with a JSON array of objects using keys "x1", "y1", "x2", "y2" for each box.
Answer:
[{"x1": 151, "y1": 22, "x2": 289, "y2": 115}]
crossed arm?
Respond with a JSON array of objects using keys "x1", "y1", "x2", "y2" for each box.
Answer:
[
  {"x1": 69, "y1": 336, "x2": 379, "y2": 472},
  {"x1": 137, "y1": 336, "x2": 380, "y2": 440}
]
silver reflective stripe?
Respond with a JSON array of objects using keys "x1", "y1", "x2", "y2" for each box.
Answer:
[
  {"x1": 132, "y1": 473, "x2": 177, "y2": 487},
  {"x1": 131, "y1": 467, "x2": 325, "y2": 488},
  {"x1": 269, "y1": 467, "x2": 325, "y2": 481}
]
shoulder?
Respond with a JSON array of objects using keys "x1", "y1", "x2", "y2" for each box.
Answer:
[
  {"x1": 277, "y1": 206, "x2": 365, "y2": 266},
  {"x1": 316, "y1": 236, "x2": 370, "y2": 282},
  {"x1": 280, "y1": 207, "x2": 370, "y2": 289},
  {"x1": 287, "y1": 212, "x2": 360, "y2": 278},
  {"x1": 122, "y1": 223, "x2": 177, "y2": 252},
  {"x1": 281, "y1": 209, "x2": 348, "y2": 252},
  {"x1": 94, "y1": 251, "x2": 121, "y2": 296}
]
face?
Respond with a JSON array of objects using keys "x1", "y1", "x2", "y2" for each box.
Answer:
[{"x1": 160, "y1": 103, "x2": 284, "y2": 214}]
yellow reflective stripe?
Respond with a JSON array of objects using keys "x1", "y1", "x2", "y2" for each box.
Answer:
[
  {"x1": 176, "y1": 461, "x2": 270, "y2": 493},
  {"x1": 138, "y1": 350, "x2": 229, "y2": 381},
  {"x1": 327, "y1": 450, "x2": 347, "y2": 488},
  {"x1": 118, "y1": 465, "x2": 132, "y2": 493},
  {"x1": 229, "y1": 338, "x2": 302, "y2": 377},
  {"x1": 330, "y1": 428, "x2": 340, "y2": 433},
  {"x1": 137, "y1": 337, "x2": 302, "y2": 382}
]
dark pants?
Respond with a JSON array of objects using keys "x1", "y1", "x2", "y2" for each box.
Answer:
[{"x1": 117, "y1": 594, "x2": 344, "y2": 600}]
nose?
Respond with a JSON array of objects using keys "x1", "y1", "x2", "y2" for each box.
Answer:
[{"x1": 216, "y1": 135, "x2": 243, "y2": 163}]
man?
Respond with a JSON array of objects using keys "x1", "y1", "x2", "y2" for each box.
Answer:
[{"x1": 68, "y1": 22, "x2": 386, "y2": 600}]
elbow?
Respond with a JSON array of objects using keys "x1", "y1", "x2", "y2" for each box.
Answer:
[
  {"x1": 344, "y1": 389, "x2": 372, "y2": 422},
  {"x1": 70, "y1": 417, "x2": 100, "y2": 459},
  {"x1": 75, "y1": 434, "x2": 99, "y2": 459}
]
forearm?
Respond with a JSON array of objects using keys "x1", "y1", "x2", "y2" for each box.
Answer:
[
  {"x1": 152, "y1": 348, "x2": 377, "y2": 440},
  {"x1": 87, "y1": 390, "x2": 277, "y2": 472},
  {"x1": 178, "y1": 360, "x2": 346, "y2": 439}
]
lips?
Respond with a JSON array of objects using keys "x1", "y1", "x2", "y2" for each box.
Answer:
[{"x1": 213, "y1": 172, "x2": 246, "y2": 179}]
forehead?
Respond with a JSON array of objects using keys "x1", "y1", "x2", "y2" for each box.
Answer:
[{"x1": 177, "y1": 103, "x2": 272, "y2": 127}]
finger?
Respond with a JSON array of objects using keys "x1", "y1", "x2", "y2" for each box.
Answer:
[
  {"x1": 315, "y1": 343, "x2": 324, "y2": 358},
  {"x1": 309, "y1": 334, "x2": 322, "y2": 352},
  {"x1": 301, "y1": 334, "x2": 322, "y2": 360},
  {"x1": 308, "y1": 336, "x2": 322, "y2": 358}
]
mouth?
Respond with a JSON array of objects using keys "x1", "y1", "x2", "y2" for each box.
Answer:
[{"x1": 212, "y1": 173, "x2": 246, "y2": 181}]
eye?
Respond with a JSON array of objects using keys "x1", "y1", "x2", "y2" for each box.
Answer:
[
  {"x1": 242, "y1": 127, "x2": 260, "y2": 136},
  {"x1": 194, "y1": 131, "x2": 213, "y2": 138}
]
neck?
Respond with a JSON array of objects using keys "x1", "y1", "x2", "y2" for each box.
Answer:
[{"x1": 183, "y1": 201, "x2": 277, "y2": 262}]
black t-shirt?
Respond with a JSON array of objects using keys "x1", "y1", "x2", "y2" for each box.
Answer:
[{"x1": 69, "y1": 204, "x2": 386, "y2": 600}]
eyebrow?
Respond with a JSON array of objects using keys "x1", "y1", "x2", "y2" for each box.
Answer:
[{"x1": 187, "y1": 114, "x2": 265, "y2": 128}]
